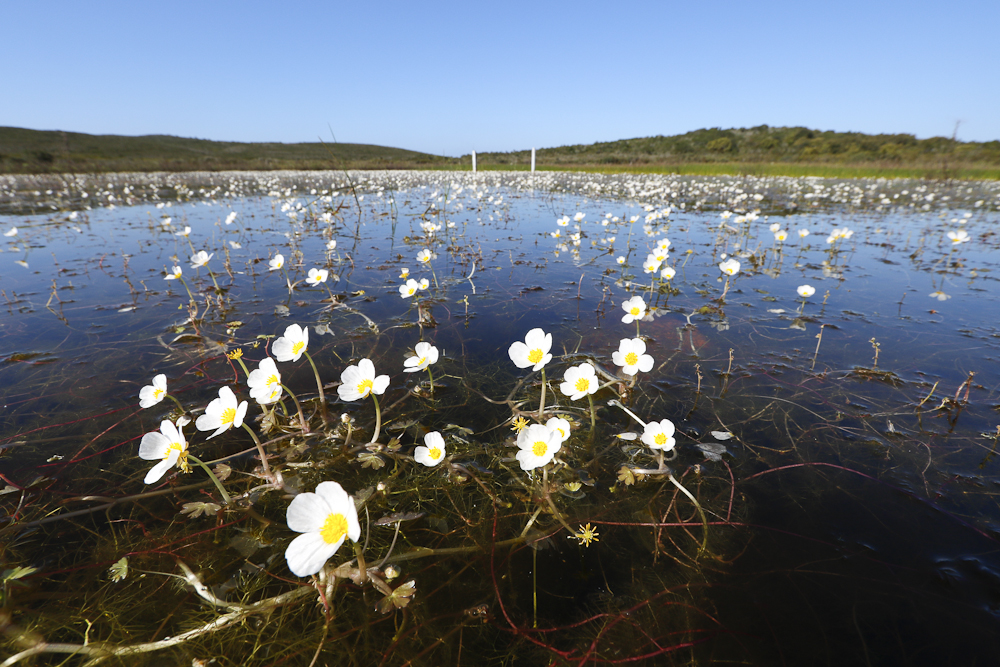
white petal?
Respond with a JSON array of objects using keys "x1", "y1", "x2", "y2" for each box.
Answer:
[
  {"x1": 286, "y1": 491, "x2": 331, "y2": 533},
  {"x1": 285, "y1": 532, "x2": 339, "y2": 577}
]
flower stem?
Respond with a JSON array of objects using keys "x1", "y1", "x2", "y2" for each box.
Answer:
[
  {"x1": 538, "y1": 368, "x2": 547, "y2": 422},
  {"x1": 303, "y1": 350, "x2": 328, "y2": 426},
  {"x1": 279, "y1": 383, "x2": 309, "y2": 431},
  {"x1": 426, "y1": 367, "x2": 434, "y2": 394},
  {"x1": 369, "y1": 393, "x2": 382, "y2": 444},
  {"x1": 177, "y1": 276, "x2": 195, "y2": 302},
  {"x1": 188, "y1": 454, "x2": 232, "y2": 505},
  {"x1": 587, "y1": 392, "x2": 596, "y2": 433},
  {"x1": 241, "y1": 423, "x2": 274, "y2": 482},
  {"x1": 166, "y1": 393, "x2": 185, "y2": 414}
]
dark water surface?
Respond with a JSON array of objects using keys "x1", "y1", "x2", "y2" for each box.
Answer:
[{"x1": 2, "y1": 171, "x2": 1000, "y2": 665}]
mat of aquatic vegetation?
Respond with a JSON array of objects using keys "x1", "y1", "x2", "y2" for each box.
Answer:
[{"x1": 1, "y1": 170, "x2": 1000, "y2": 666}]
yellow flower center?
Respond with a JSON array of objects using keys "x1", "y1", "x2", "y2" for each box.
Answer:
[
  {"x1": 165, "y1": 442, "x2": 189, "y2": 472},
  {"x1": 532, "y1": 441, "x2": 548, "y2": 457},
  {"x1": 320, "y1": 512, "x2": 349, "y2": 545},
  {"x1": 417, "y1": 356, "x2": 426, "y2": 366},
  {"x1": 556, "y1": 427, "x2": 566, "y2": 438},
  {"x1": 428, "y1": 447, "x2": 442, "y2": 460},
  {"x1": 654, "y1": 433, "x2": 667, "y2": 445},
  {"x1": 292, "y1": 341, "x2": 305, "y2": 355},
  {"x1": 266, "y1": 374, "x2": 279, "y2": 387},
  {"x1": 357, "y1": 378, "x2": 373, "y2": 396},
  {"x1": 630, "y1": 307, "x2": 640, "y2": 316},
  {"x1": 153, "y1": 388, "x2": 164, "y2": 399},
  {"x1": 625, "y1": 352, "x2": 638, "y2": 366},
  {"x1": 574, "y1": 378, "x2": 589, "y2": 393},
  {"x1": 220, "y1": 407, "x2": 236, "y2": 425},
  {"x1": 527, "y1": 348, "x2": 544, "y2": 364}
]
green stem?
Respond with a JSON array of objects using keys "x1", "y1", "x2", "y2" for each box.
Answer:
[
  {"x1": 587, "y1": 392, "x2": 596, "y2": 434},
  {"x1": 177, "y1": 276, "x2": 195, "y2": 302},
  {"x1": 538, "y1": 368, "x2": 547, "y2": 422},
  {"x1": 235, "y1": 356, "x2": 251, "y2": 379},
  {"x1": 369, "y1": 393, "x2": 382, "y2": 445},
  {"x1": 426, "y1": 367, "x2": 434, "y2": 394},
  {"x1": 668, "y1": 473, "x2": 708, "y2": 557},
  {"x1": 303, "y1": 350, "x2": 328, "y2": 425},
  {"x1": 241, "y1": 423, "x2": 274, "y2": 482},
  {"x1": 208, "y1": 270, "x2": 222, "y2": 293},
  {"x1": 279, "y1": 383, "x2": 309, "y2": 431},
  {"x1": 429, "y1": 260, "x2": 439, "y2": 290},
  {"x1": 166, "y1": 393, "x2": 185, "y2": 414},
  {"x1": 188, "y1": 454, "x2": 232, "y2": 505}
]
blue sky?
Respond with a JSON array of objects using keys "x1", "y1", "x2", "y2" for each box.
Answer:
[{"x1": 2, "y1": 0, "x2": 998, "y2": 156}]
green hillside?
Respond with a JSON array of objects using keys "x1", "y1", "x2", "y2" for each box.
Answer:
[{"x1": 0, "y1": 127, "x2": 448, "y2": 173}]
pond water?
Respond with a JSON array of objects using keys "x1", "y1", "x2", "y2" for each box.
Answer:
[{"x1": 2, "y1": 170, "x2": 1000, "y2": 665}]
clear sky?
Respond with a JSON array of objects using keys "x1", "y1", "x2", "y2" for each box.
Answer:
[{"x1": 2, "y1": 0, "x2": 998, "y2": 156}]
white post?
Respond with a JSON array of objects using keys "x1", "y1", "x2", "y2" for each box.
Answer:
[
  {"x1": 531, "y1": 147, "x2": 536, "y2": 173},
  {"x1": 472, "y1": 151, "x2": 477, "y2": 173}
]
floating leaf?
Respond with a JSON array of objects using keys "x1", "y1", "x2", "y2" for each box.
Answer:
[
  {"x1": 617, "y1": 466, "x2": 636, "y2": 486},
  {"x1": 213, "y1": 464, "x2": 232, "y2": 482},
  {"x1": 274, "y1": 304, "x2": 290, "y2": 317},
  {"x1": 377, "y1": 579, "x2": 416, "y2": 614},
  {"x1": 711, "y1": 431, "x2": 733, "y2": 441},
  {"x1": 697, "y1": 442, "x2": 728, "y2": 462}
]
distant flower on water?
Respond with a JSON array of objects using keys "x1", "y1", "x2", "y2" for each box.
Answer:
[
  {"x1": 798, "y1": 229, "x2": 810, "y2": 238},
  {"x1": 719, "y1": 258, "x2": 740, "y2": 276},
  {"x1": 508, "y1": 328, "x2": 552, "y2": 371},
  {"x1": 4, "y1": 227, "x2": 17, "y2": 237},
  {"x1": 285, "y1": 481, "x2": 361, "y2": 577},
  {"x1": 326, "y1": 239, "x2": 337, "y2": 251},
  {"x1": 165, "y1": 266, "x2": 182, "y2": 280},
  {"x1": 399, "y1": 279, "x2": 420, "y2": 298},
  {"x1": 175, "y1": 226, "x2": 191, "y2": 237},
  {"x1": 929, "y1": 290, "x2": 951, "y2": 301},
  {"x1": 416, "y1": 249, "x2": 433, "y2": 264},
  {"x1": 616, "y1": 256, "x2": 626, "y2": 265},
  {"x1": 414, "y1": 431, "x2": 446, "y2": 467},
  {"x1": 559, "y1": 362, "x2": 598, "y2": 401},
  {"x1": 273, "y1": 324, "x2": 309, "y2": 362},
  {"x1": 774, "y1": 229, "x2": 788, "y2": 242},
  {"x1": 190, "y1": 251, "x2": 213, "y2": 269},
  {"x1": 613, "y1": 338, "x2": 654, "y2": 376},
  {"x1": 337, "y1": 359, "x2": 389, "y2": 402},
  {"x1": 660, "y1": 266, "x2": 676, "y2": 280},
  {"x1": 515, "y1": 423, "x2": 562, "y2": 471},
  {"x1": 403, "y1": 342, "x2": 439, "y2": 372},
  {"x1": 621, "y1": 296, "x2": 646, "y2": 324},
  {"x1": 400, "y1": 267, "x2": 410, "y2": 279},
  {"x1": 195, "y1": 386, "x2": 248, "y2": 439},
  {"x1": 947, "y1": 230, "x2": 969, "y2": 245},
  {"x1": 306, "y1": 268, "x2": 329, "y2": 286},
  {"x1": 269, "y1": 254, "x2": 285, "y2": 271},
  {"x1": 797, "y1": 285, "x2": 816, "y2": 298},
  {"x1": 642, "y1": 419, "x2": 676, "y2": 452},
  {"x1": 247, "y1": 357, "x2": 283, "y2": 405},
  {"x1": 225, "y1": 211, "x2": 238, "y2": 225},
  {"x1": 139, "y1": 417, "x2": 190, "y2": 484},
  {"x1": 139, "y1": 374, "x2": 168, "y2": 408}
]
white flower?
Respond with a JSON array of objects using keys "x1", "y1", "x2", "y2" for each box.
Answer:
[
  {"x1": 559, "y1": 362, "x2": 598, "y2": 401},
  {"x1": 161, "y1": 217, "x2": 172, "y2": 226},
  {"x1": 545, "y1": 417, "x2": 571, "y2": 443},
  {"x1": 719, "y1": 258, "x2": 740, "y2": 276},
  {"x1": 195, "y1": 386, "x2": 248, "y2": 439},
  {"x1": 228, "y1": 241, "x2": 242, "y2": 249},
  {"x1": 642, "y1": 254, "x2": 662, "y2": 274},
  {"x1": 285, "y1": 481, "x2": 361, "y2": 577},
  {"x1": 773, "y1": 229, "x2": 788, "y2": 242},
  {"x1": 190, "y1": 251, "x2": 213, "y2": 269},
  {"x1": 414, "y1": 431, "x2": 446, "y2": 467},
  {"x1": 416, "y1": 249, "x2": 433, "y2": 264},
  {"x1": 621, "y1": 296, "x2": 647, "y2": 324},
  {"x1": 272, "y1": 324, "x2": 309, "y2": 362},
  {"x1": 306, "y1": 268, "x2": 329, "y2": 286},
  {"x1": 798, "y1": 229, "x2": 810, "y2": 238},
  {"x1": 337, "y1": 359, "x2": 390, "y2": 401},
  {"x1": 175, "y1": 226, "x2": 191, "y2": 237},
  {"x1": 929, "y1": 290, "x2": 951, "y2": 301},
  {"x1": 947, "y1": 230, "x2": 969, "y2": 245},
  {"x1": 139, "y1": 374, "x2": 168, "y2": 408},
  {"x1": 138, "y1": 418, "x2": 190, "y2": 484},
  {"x1": 556, "y1": 216, "x2": 570, "y2": 227},
  {"x1": 399, "y1": 267, "x2": 410, "y2": 279},
  {"x1": 616, "y1": 256, "x2": 626, "y2": 265},
  {"x1": 656, "y1": 238, "x2": 671, "y2": 252},
  {"x1": 550, "y1": 230, "x2": 561, "y2": 238},
  {"x1": 797, "y1": 285, "x2": 816, "y2": 298},
  {"x1": 769, "y1": 223, "x2": 781, "y2": 233},
  {"x1": 269, "y1": 254, "x2": 285, "y2": 271},
  {"x1": 165, "y1": 265, "x2": 182, "y2": 280},
  {"x1": 573, "y1": 212, "x2": 585, "y2": 222},
  {"x1": 508, "y1": 328, "x2": 552, "y2": 371},
  {"x1": 612, "y1": 338, "x2": 654, "y2": 376},
  {"x1": 641, "y1": 419, "x2": 676, "y2": 451},
  {"x1": 326, "y1": 239, "x2": 337, "y2": 251},
  {"x1": 4, "y1": 227, "x2": 17, "y2": 237},
  {"x1": 403, "y1": 342, "x2": 439, "y2": 372},
  {"x1": 247, "y1": 357, "x2": 283, "y2": 405},
  {"x1": 418, "y1": 278, "x2": 429, "y2": 290},
  {"x1": 660, "y1": 266, "x2": 676, "y2": 280},
  {"x1": 225, "y1": 211, "x2": 238, "y2": 225},
  {"x1": 399, "y1": 279, "x2": 420, "y2": 298},
  {"x1": 515, "y1": 423, "x2": 562, "y2": 471}
]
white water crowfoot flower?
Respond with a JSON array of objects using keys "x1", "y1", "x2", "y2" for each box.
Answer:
[
  {"x1": 285, "y1": 481, "x2": 361, "y2": 577},
  {"x1": 642, "y1": 419, "x2": 676, "y2": 452},
  {"x1": 175, "y1": 226, "x2": 191, "y2": 237},
  {"x1": 559, "y1": 363, "x2": 598, "y2": 401},
  {"x1": 546, "y1": 417, "x2": 571, "y2": 444},
  {"x1": 613, "y1": 338, "x2": 654, "y2": 376},
  {"x1": 337, "y1": 359, "x2": 389, "y2": 402},
  {"x1": 139, "y1": 418, "x2": 190, "y2": 484},
  {"x1": 190, "y1": 251, "x2": 213, "y2": 269},
  {"x1": 139, "y1": 374, "x2": 168, "y2": 408},
  {"x1": 797, "y1": 285, "x2": 816, "y2": 298},
  {"x1": 404, "y1": 342, "x2": 439, "y2": 373},
  {"x1": 399, "y1": 278, "x2": 421, "y2": 298},
  {"x1": 225, "y1": 211, "x2": 238, "y2": 225},
  {"x1": 508, "y1": 328, "x2": 552, "y2": 371},
  {"x1": 306, "y1": 268, "x2": 329, "y2": 286},
  {"x1": 164, "y1": 265, "x2": 182, "y2": 280},
  {"x1": 515, "y1": 423, "x2": 562, "y2": 471},
  {"x1": 621, "y1": 296, "x2": 646, "y2": 324},
  {"x1": 195, "y1": 386, "x2": 248, "y2": 439},
  {"x1": 416, "y1": 249, "x2": 434, "y2": 264},
  {"x1": 660, "y1": 266, "x2": 676, "y2": 280},
  {"x1": 414, "y1": 431, "x2": 446, "y2": 467},
  {"x1": 273, "y1": 324, "x2": 309, "y2": 362},
  {"x1": 269, "y1": 254, "x2": 285, "y2": 271},
  {"x1": 247, "y1": 357, "x2": 283, "y2": 404},
  {"x1": 947, "y1": 230, "x2": 970, "y2": 245},
  {"x1": 719, "y1": 258, "x2": 740, "y2": 276},
  {"x1": 4, "y1": 227, "x2": 18, "y2": 237}
]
